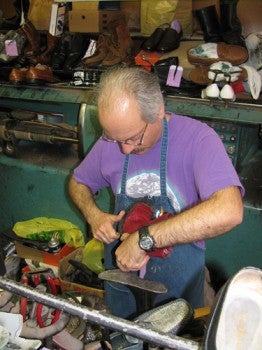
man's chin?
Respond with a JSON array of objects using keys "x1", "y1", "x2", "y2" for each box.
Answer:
[{"x1": 131, "y1": 147, "x2": 149, "y2": 154}]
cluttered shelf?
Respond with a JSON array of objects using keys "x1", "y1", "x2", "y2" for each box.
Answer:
[{"x1": 0, "y1": 81, "x2": 261, "y2": 124}]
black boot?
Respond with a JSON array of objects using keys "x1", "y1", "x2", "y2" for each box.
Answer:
[
  {"x1": 194, "y1": 5, "x2": 222, "y2": 43},
  {"x1": 220, "y1": 0, "x2": 246, "y2": 47}
]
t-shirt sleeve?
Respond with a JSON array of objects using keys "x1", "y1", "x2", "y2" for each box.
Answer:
[
  {"x1": 192, "y1": 127, "x2": 245, "y2": 200},
  {"x1": 73, "y1": 141, "x2": 110, "y2": 194}
]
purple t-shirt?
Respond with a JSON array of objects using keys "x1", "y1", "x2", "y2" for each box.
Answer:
[{"x1": 73, "y1": 113, "x2": 244, "y2": 214}]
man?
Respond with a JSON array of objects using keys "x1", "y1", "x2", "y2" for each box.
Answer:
[{"x1": 69, "y1": 67, "x2": 244, "y2": 319}]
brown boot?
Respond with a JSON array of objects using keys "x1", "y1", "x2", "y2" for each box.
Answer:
[
  {"x1": 82, "y1": 33, "x2": 111, "y2": 67},
  {"x1": 102, "y1": 16, "x2": 134, "y2": 67},
  {"x1": 21, "y1": 21, "x2": 41, "y2": 57},
  {"x1": 30, "y1": 33, "x2": 59, "y2": 65}
]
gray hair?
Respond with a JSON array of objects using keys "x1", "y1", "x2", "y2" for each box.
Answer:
[{"x1": 97, "y1": 67, "x2": 164, "y2": 123}]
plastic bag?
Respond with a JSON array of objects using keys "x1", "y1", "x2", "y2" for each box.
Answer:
[
  {"x1": 13, "y1": 217, "x2": 85, "y2": 248},
  {"x1": 140, "y1": 0, "x2": 178, "y2": 35},
  {"x1": 140, "y1": 0, "x2": 193, "y2": 36},
  {"x1": 82, "y1": 239, "x2": 105, "y2": 275}
]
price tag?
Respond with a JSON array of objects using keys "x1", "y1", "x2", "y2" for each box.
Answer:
[
  {"x1": 166, "y1": 65, "x2": 183, "y2": 87},
  {"x1": 5, "y1": 40, "x2": 19, "y2": 56}
]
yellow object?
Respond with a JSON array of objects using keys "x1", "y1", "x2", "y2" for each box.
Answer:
[
  {"x1": 194, "y1": 306, "x2": 211, "y2": 319},
  {"x1": 140, "y1": 0, "x2": 192, "y2": 36},
  {"x1": 82, "y1": 239, "x2": 105, "y2": 275},
  {"x1": 13, "y1": 217, "x2": 85, "y2": 248}
]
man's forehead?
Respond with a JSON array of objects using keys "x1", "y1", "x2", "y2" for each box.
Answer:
[{"x1": 99, "y1": 96, "x2": 141, "y2": 123}]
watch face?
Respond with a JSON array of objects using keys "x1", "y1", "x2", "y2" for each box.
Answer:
[
  {"x1": 139, "y1": 226, "x2": 155, "y2": 252},
  {"x1": 140, "y1": 236, "x2": 154, "y2": 251}
]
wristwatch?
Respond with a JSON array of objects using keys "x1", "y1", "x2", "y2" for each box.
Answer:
[{"x1": 138, "y1": 226, "x2": 156, "y2": 252}]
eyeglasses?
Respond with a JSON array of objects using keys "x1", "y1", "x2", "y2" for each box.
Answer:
[{"x1": 101, "y1": 123, "x2": 148, "y2": 146}]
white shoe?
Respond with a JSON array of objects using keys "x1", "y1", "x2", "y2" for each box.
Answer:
[
  {"x1": 220, "y1": 84, "x2": 236, "y2": 101},
  {"x1": 201, "y1": 83, "x2": 220, "y2": 99}
]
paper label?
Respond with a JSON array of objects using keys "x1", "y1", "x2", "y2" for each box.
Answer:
[
  {"x1": 166, "y1": 65, "x2": 183, "y2": 87},
  {"x1": 5, "y1": 40, "x2": 19, "y2": 56}
]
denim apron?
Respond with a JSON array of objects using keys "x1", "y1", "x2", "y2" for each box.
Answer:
[{"x1": 104, "y1": 118, "x2": 205, "y2": 319}]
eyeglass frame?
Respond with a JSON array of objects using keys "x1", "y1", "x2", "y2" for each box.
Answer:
[{"x1": 101, "y1": 123, "x2": 148, "y2": 147}]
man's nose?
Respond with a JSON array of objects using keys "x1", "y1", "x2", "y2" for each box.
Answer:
[{"x1": 120, "y1": 143, "x2": 136, "y2": 154}]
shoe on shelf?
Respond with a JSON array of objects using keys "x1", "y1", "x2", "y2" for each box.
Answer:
[
  {"x1": 52, "y1": 32, "x2": 71, "y2": 70},
  {"x1": 189, "y1": 61, "x2": 248, "y2": 85},
  {"x1": 64, "y1": 33, "x2": 88, "y2": 71},
  {"x1": 82, "y1": 34, "x2": 110, "y2": 67},
  {"x1": 156, "y1": 20, "x2": 182, "y2": 53},
  {"x1": 141, "y1": 23, "x2": 169, "y2": 51},
  {"x1": 26, "y1": 64, "x2": 60, "y2": 84},
  {"x1": 187, "y1": 42, "x2": 248, "y2": 66},
  {"x1": 21, "y1": 21, "x2": 41, "y2": 58},
  {"x1": 201, "y1": 82, "x2": 236, "y2": 101},
  {"x1": 9, "y1": 67, "x2": 28, "y2": 84}
]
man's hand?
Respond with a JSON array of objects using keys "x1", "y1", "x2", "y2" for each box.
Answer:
[
  {"x1": 90, "y1": 210, "x2": 125, "y2": 244},
  {"x1": 115, "y1": 232, "x2": 150, "y2": 272}
]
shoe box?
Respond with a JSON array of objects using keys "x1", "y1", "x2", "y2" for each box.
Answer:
[
  {"x1": 68, "y1": 9, "x2": 123, "y2": 33},
  {"x1": 68, "y1": 1, "x2": 122, "y2": 33}
]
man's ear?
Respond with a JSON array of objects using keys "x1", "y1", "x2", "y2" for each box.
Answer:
[{"x1": 158, "y1": 104, "x2": 165, "y2": 120}]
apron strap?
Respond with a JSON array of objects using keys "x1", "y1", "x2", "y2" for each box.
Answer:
[{"x1": 120, "y1": 117, "x2": 169, "y2": 196}]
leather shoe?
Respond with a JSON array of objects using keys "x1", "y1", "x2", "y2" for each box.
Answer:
[
  {"x1": 26, "y1": 64, "x2": 60, "y2": 84},
  {"x1": 141, "y1": 23, "x2": 169, "y2": 51},
  {"x1": 82, "y1": 34, "x2": 111, "y2": 67},
  {"x1": 64, "y1": 33, "x2": 88, "y2": 70},
  {"x1": 156, "y1": 27, "x2": 182, "y2": 53},
  {"x1": 52, "y1": 32, "x2": 71, "y2": 70},
  {"x1": 9, "y1": 67, "x2": 28, "y2": 84},
  {"x1": 21, "y1": 21, "x2": 41, "y2": 57}
]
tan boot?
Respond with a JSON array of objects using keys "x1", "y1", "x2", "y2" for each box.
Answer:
[
  {"x1": 82, "y1": 33, "x2": 111, "y2": 67},
  {"x1": 30, "y1": 33, "x2": 59, "y2": 65},
  {"x1": 102, "y1": 16, "x2": 134, "y2": 67},
  {"x1": 21, "y1": 21, "x2": 41, "y2": 57}
]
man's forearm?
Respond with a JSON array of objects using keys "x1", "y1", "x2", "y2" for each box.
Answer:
[
  {"x1": 150, "y1": 186, "x2": 243, "y2": 248},
  {"x1": 68, "y1": 176, "x2": 101, "y2": 223}
]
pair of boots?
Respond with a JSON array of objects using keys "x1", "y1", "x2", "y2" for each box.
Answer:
[
  {"x1": 82, "y1": 16, "x2": 134, "y2": 67},
  {"x1": 14, "y1": 21, "x2": 58, "y2": 68},
  {"x1": 195, "y1": 1, "x2": 245, "y2": 47},
  {"x1": 52, "y1": 32, "x2": 88, "y2": 71}
]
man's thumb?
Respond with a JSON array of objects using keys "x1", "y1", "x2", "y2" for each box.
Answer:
[{"x1": 115, "y1": 210, "x2": 125, "y2": 222}]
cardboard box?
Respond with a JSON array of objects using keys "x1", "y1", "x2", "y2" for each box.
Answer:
[
  {"x1": 59, "y1": 247, "x2": 104, "y2": 299},
  {"x1": 68, "y1": 9, "x2": 122, "y2": 33},
  {"x1": 15, "y1": 241, "x2": 76, "y2": 267},
  {"x1": 120, "y1": 0, "x2": 140, "y2": 32}
]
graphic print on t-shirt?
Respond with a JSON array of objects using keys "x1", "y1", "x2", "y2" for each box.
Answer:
[{"x1": 123, "y1": 171, "x2": 183, "y2": 213}]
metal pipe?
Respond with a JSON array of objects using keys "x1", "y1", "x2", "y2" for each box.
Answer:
[
  {"x1": 0, "y1": 277, "x2": 199, "y2": 350},
  {"x1": 9, "y1": 130, "x2": 78, "y2": 144}
]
